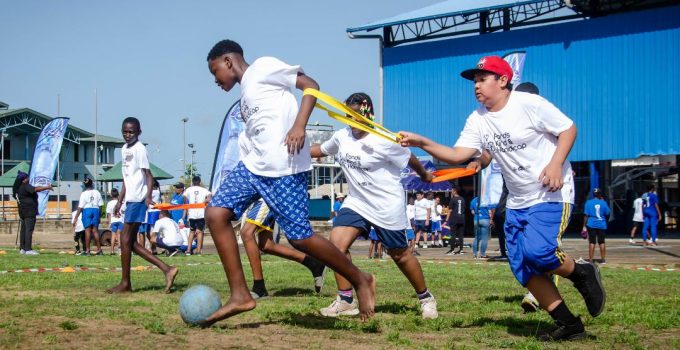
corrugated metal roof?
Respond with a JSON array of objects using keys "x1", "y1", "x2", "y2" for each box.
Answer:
[
  {"x1": 381, "y1": 6, "x2": 680, "y2": 161},
  {"x1": 347, "y1": 0, "x2": 541, "y2": 33}
]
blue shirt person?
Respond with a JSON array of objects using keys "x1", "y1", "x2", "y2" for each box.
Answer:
[
  {"x1": 170, "y1": 182, "x2": 188, "y2": 223},
  {"x1": 641, "y1": 184, "x2": 662, "y2": 245},
  {"x1": 584, "y1": 196, "x2": 610, "y2": 230},
  {"x1": 332, "y1": 193, "x2": 345, "y2": 222}
]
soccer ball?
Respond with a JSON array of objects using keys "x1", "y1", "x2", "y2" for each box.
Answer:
[{"x1": 179, "y1": 285, "x2": 222, "y2": 326}]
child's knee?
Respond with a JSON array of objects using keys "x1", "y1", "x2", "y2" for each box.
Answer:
[{"x1": 205, "y1": 207, "x2": 233, "y2": 225}]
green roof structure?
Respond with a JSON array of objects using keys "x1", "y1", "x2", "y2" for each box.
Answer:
[{"x1": 98, "y1": 161, "x2": 173, "y2": 182}]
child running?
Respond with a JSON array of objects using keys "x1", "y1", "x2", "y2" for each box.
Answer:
[
  {"x1": 398, "y1": 56, "x2": 605, "y2": 340},
  {"x1": 108, "y1": 117, "x2": 178, "y2": 294},
  {"x1": 311, "y1": 92, "x2": 438, "y2": 319},
  {"x1": 240, "y1": 199, "x2": 327, "y2": 299},
  {"x1": 204, "y1": 39, "x2": 375, "y2": 325}
]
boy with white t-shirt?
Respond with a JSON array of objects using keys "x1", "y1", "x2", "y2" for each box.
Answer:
[
  {"x1": 72, "y1": 178, "x2": 104, "y2": 256},
  {"x1": 412, "y1": 192, "x2": 431, "y2": 254},
  {"x1": 107, "y1": 117, "x2": 178, "y2": 294},
  {"x1": 184, "y1": 175, "x2": 211, "y2": 255},
  {"x1": 428, "y1": 194, "x2": 444, "y2": 248},
  {"x1": 311, "y1": 92, "x2": 437, "y2": 319},
  {"x1": 71, "y1": 210, "x2": 85, "y2": 254},
  {"x1": 150, "y1": 210, "x2": 184, "y2": 256},
  {"x1": 204, "y1": 40, "x2": 375, "y2": 325},
  {"x1": 398, "y1": 56, "x2": 605, "y2": 341},
  {"x1": 629, "y1": 194, "x2": 644, "y2": 244}
]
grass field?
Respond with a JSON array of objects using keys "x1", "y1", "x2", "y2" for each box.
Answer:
[{"x1": 1, "y1": 248, "x2": 679, "y2": 350}]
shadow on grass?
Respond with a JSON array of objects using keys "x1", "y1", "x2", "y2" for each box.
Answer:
[
  {"x1": 483, "y1": 294, "x2": 524, "y2": 303},
  {"x1": 375, "y1": 302, "x2": 418, "y2": 315},
  {"x1": 272, "y1": 287, "x2": 315, "y2": 297},
  {"x1": 214, "y1": 320, "x2": 279, "y2": 330},
  {"x1": 131, "y1": 282, "x2": 190, "y2": 293}
]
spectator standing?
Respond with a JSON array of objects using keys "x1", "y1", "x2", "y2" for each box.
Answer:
[
  {"x1": 333, "y1": 193, "x2": 345, "y2": 222},
  {"x1": 641, "y1": 185, "x2": 662, "y2": 246},
  {"x1": 406, "y1": 196, "x2": 416, "y2": 249},
  {"x1": 73, "y1": 178, "x2": 104, "y2": 256},
  {"x1": 470, "y1": 196, "x2": 494, "y2": 259},
  {"x1": 429, "y1": 194, "x2": 444, "y2": 248},
  {"x1": 185, "y1": 176, "x2": 212, "y2": 255},
  {"x1": 72, "y1": 210, "x2": 85, "y2": 254},
  {"x1": 170, "y1": 182, "x2": 188, "y2": 223},
  {"x1": 107, "y1": 188, "x2": 125, "y2": 255},
  {"x1": 13, "y1": 171, "x2": 53, "y2": 255},
  {"x1": 583, "y1": 188, "x2": 611, "y2": 264},
  {"x1": 412, "y1": 191, "x2": 431, "y2": 255},
  {"x1": 629, "y1": 193, "x2": 644, "y2": 244},
  {"x1": 445, "y1": 186, "x2": 465, "y2": 255}
]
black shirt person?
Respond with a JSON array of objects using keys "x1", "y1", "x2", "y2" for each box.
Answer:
[{"x1": 13, "y1": 171, "x2": 53, "y2": 255}]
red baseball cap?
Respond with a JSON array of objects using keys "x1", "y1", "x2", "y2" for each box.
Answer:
[{"x1": 460, "y1": 56, "x2": 513, "y2": 82}]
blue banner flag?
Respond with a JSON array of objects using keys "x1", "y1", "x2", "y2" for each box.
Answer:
[
  {"x1": 29, "y1": 118, "x2": 69, "y2": 216},
  {"x1": 210, "y1": 100, "x2": 245, "y2": 193}
]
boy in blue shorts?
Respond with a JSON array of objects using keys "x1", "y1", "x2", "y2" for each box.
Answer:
[
  {"x1": 203, "y1": 40, "x2": 375, "y2": 325},
  {"x1": 583, "y1": 188, "x2": 611, "y2": 263},
  {"x1": 72, "y1": 178, "x2": 104, "y2": 256},
  {"x1": 399, "y1": 56, "x2": 605, "y2": 340},
  {"x1": 108, "y1": 117, "x2": 178, "y2": 294},
  {"x1": 106, "y1": 188, "x2": 124, "y2": 255}
]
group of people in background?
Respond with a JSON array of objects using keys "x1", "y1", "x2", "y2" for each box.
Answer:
[{"x1": 67, "y1": 175, "x2": 211, "y2": 257}]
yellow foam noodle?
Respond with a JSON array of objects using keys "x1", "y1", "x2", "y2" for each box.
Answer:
[
  {"x1": 0, "y1": 250, "x2": 6, "y2": 255},
  {"x1": 61, "y1": 266, "x2": 76, "y2": 273},
  {"x1": 133, "y1": 266, "x2": 146, "y2": 271},
  {"x1": 303, "y1": 88, "x2": 401, "y2": 143}
]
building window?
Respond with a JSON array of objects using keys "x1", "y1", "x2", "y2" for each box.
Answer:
[
  {"x1": 84, "y1": 145, "x2": 89, "y2": 162},
  {"x1": 74, "y1": 144, "x2": 79, "y2": 162},
  {"x1": 74, "y1": 173, "x2": 79, "y2": 180}
]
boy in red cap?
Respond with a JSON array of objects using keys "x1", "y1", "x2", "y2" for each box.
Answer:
[{"x1": 399, "y1": 56, "x2": 605, "y2": 341}]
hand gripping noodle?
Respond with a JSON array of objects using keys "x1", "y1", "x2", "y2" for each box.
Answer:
[{"x1": 303, "y1": 88, "x2": 401, "y2": 143}]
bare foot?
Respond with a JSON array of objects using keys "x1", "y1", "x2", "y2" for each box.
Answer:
[
  {"x1": 200, "y1": 296, "x2": 257, "y2": 328},
  {"x1": 164, "y1": 266, "x2": 179, "y2": 294},
  {"x1": 356, "y1": 273, "x2": 376, "y2": 321},
  {"x1": 106, "y1": 283, "x2": 132, "y2": 294}
]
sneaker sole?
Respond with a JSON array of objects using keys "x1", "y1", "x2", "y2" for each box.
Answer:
[
  {"x1": 521, "y1": 300, "x2": 539, "y2": 313},
  {"x1": 320, "y1": 309, "x2": 360, "y2": 317},
  {"x1": 540, "y1": 330, "x2": 587, "y2": 342},
  {"x1": 314, "y1": 266, "x2": 327, "y2": 294},
  {"x1": 590, "y1": 263, "x2": 606, "y2": 317}
]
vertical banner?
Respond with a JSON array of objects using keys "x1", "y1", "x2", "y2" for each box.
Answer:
[
  {"x1": 29, "y1": 118, "x2": 69, "y2": 216},
  {"x1": 210, "y1": 100, "x2": 245, "y2": 193},
  {"x1": 479, "y1": 159, "x2": 504, "y2": 207},
  {"x1": 502, "y1": 51, "x2": 526, "y2": 88}
]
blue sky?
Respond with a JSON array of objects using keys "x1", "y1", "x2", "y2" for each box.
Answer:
[{"x1": 0, "y1": 0, "x2": 441, "y2": 181}]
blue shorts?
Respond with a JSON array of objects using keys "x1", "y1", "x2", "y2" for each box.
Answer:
[
  {"x1": 414, "y1": 220, "x2": 427, "y2": 232},
  {"x1": 110, "y1": 222, "x2": 124, "y2": 232},
  {"x1": 81, "y1": 208, "x2": 100, "y2": 228},
  {"x1": 125, "y1": 201, "x2": 147, "y2": 224},
  {"x1": 505, "y1": 202, "x2": 572, "y2": 287},
  {"x1": 430, "y1": 221, "x2": 442, "y2": 232},
  {"x1": 209, "y1": 162, "x2": 313, "y2": 240},
  {"x1": 246, "y1": 201, "x2": 276, "y2": 233},
  {"x1": 333, "y1": 208, "x2": 408, "y2": 250},
  {"x1": 368, "y1": 228, "x2": 379, "y2": 241},
  {"x1": 156, "y1": 237, "x2": 181, "y2": 251},
  {"x1": 138, "y1": 223, "x2": 148, "y2": 234},
  {"x1": 147, "y1": 211, "x2": 160, "y2": 226},
  {"x1": 406, "y1": 228, "x2": 415, "y2": 240}
]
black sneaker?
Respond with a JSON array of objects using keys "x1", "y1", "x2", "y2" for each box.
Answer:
[
  {"x1": 539, "y1": 319, "x2": 586, "y2": 341},
  {"x1": 572, "y1": 259, "x2": 606, "y2": 317},
  {"x1": 249, "y1": 289, "x2": 269, "y2": 300}
]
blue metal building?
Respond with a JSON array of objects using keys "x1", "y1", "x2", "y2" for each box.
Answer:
[{"x1": 348, "y1": 0, "x2": 680, "y2": 231}]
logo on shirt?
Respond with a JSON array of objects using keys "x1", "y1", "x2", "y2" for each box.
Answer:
[
  {"x1": 336, "y1": 153, "x2": 369, "y2": 172},
  {"x1": 484, "y1": 132, "x2": 527, "y2": 153},
  {"x1": 240, "y1": 102, "x2": 259, "y2": 122}
]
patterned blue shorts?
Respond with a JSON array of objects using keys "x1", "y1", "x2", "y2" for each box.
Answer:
[{"x1": 210, "y1": 162, "x2": 313, "y2": 240}]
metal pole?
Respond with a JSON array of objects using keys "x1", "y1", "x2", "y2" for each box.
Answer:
[
  {"x1": 1, "y1": 129, "x2": 4, "y2": 221},
  {"x1": 94, "y1": 89, "x2": 98, "y2": 184},
  {"x1": 181, "y1": 118, "x2": 188, "y2": 181}
]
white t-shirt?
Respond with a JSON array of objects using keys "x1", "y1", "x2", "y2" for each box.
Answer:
[
  {"x1": 185, "y1": 186, "x2": 210, "y2": 220},
  {"x1": 633, "y1": 198, "x2": 644, "y2": 222},
  {"x1": 414, "y1": 198, "x2": 431, "y2": 221},
  {"x1": 430, "y1": 203, "x2": 443, "y2": 222},
  {"x1": 71, "y1": 211, "x2": 84, "y2": 232},
  {"x1": 106, "y1": 199, "x2": 124, "y2": 224},
  {"x1": 121, "y1": 142, "x2": 150, "y2": 202},
  {"x1": 406, "y1": 204, "x2": 415, "y2": 221},
  {"x1": 239, "y1": 56, "x2": 312, "y2": 177},
  {"x1": 320, "y1": 128, "x2": 411, "y2": 230},
  {"x1": 78, "y1": 189, "x2": 103, "y2": 209},
  {"x1": 147, "y1": 189, "x2": 161, "y2": 213},
  {"x1": 152, "y1": 217, "x2": 183, "y2": 246},
  {"x1": 454, "y1": 91, "x2": 575, "y2": 209}
]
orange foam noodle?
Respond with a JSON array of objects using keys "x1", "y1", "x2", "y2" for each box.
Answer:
[
  {"x1": 152, "y1": 203, "x2": 207, "y2": 210},
  {"x1": 431, "y1": 168, "x2": 477, "y2": 183}
]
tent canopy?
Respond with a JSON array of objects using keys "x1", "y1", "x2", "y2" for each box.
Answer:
[
  {"x1": 0, "y1": 161, "x2": 31, "y2": 187},
  {"x1": 98, "y1": 161, "x2": 173, "y2": 182},
  {"x1": 400, "y1": 160, "x2": 452, "y2": 192}
]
